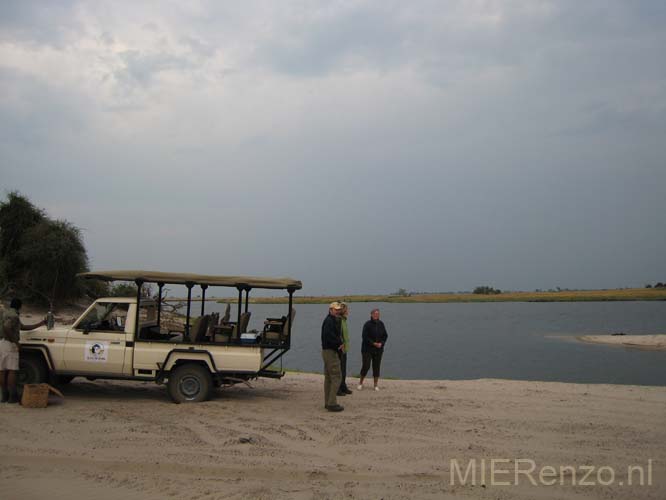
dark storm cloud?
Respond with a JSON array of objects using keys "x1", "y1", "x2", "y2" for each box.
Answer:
[
  {"x1": 1, "y1": 1, "x2": 665, "y2": 293},
  {"x1": 255, "y1": 3, "x2": 408, "y2": 76},
  {"x1": 0, "y1": 0, "x2": 82, "y2": 46},
  {"x1": 0, "y1": 67, "x2": 90, "y2": 148},
  {"x1": 115, "y1": 50, "x2": 194, "y2": 86}
]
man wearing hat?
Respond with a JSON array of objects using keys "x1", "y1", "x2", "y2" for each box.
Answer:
[{"x1": 321, "y1": 301, "x2": 344, "y2": 412}]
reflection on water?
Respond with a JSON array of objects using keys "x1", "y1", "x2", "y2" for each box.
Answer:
[{"x1": 202, "y1": 301, "x2": 666, "y2": 385}]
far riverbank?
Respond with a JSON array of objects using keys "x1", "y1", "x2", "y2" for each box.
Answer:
[{"x1": 205, "y1": 287, "x2": 666, "y2": 304}]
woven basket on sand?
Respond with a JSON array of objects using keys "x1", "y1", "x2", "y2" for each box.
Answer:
[{"x1": 21, "y1": 383, "x2": 64, "y2": 408}]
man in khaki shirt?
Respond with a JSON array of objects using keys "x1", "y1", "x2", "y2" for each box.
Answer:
[{"x1": 1, "y1": 298, "x2": 46, "y2": 403}]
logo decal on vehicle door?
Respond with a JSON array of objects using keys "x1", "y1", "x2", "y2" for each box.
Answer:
[{"x1": 85, "y1": 341, "x2": 109, "y2": 362}]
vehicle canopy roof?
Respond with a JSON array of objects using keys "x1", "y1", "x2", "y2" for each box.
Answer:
[{"x1": 78, "y1": 270, "x2": 302, "y2": 290}]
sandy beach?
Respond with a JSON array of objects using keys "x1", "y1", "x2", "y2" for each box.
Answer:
[
  {"x1": 578, "y1": 334, "x2": 666, "y2": 351},
  {"x1": 0, "y1": 373, "x2": 664, "y2": 499}
]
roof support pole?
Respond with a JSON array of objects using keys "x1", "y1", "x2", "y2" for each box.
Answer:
[
  {"x1": 201, "y1": 285, "x2": 208, "y2": 316},
  {"x1": 185, "y1": 282, "x2": 194, "y2": 340},
  {"x1": 236, "y1": 286, "x2": 242, "y2": 337},
  {"x1": 157, "y1": 282, "x2": 164, "y2": 328},
  {"x1": 134, "y1": 279, "x2": 144, "y2": 341},
  {"x1": 287, "y1": 287, "x2": 294, "y2": 348}
]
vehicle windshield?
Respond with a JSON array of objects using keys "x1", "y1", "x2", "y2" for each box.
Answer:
[{"x1": 77, "y1": 302, "x2": 129, "y2": 332}]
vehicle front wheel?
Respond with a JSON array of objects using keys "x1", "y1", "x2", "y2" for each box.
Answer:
[
  {"x1": 18, "y1": 355, "x2": 48, "y2": 387},
  {"x1": 53, "y1": 375, "x2": 75, "y2": 385},
  {"x1": 167, "y1": 364, "x2": 212, "y2": 403}
]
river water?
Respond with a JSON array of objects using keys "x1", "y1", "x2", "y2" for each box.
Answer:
[{"x1": 203, "y1": 301, "x2": 666, "y2": 386}]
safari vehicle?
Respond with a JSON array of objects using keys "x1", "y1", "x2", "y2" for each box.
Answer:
[{"x1": 18, "y1": 270, "x2": 302, "y2": 403}]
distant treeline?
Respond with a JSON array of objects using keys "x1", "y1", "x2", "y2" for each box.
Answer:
[{"x1": 218, "y1": 288, "x2": 666, "y2": 304}]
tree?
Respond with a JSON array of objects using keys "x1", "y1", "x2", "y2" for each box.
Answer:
[
  {"x1": 18, "y1": 219, "x2": 89, "y2": 304},
  {"x1": 0, "y1": 191, "x2": 45, "y2": 286},
  {"x1": 0, "y1": 191, "x2": 91, "y2": 305},
  {"x1": 108, "y1": 282, "x2": 154, "y2": 298},
  {"x1": 108, "y1": 283, "x2": 139, "y2": 297},
  {"x1": 473, "y1": 286, "x2": 502, "y2": 295}
]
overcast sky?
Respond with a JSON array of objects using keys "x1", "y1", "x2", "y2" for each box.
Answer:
[{"x1": 1, "y1": 1, "x2": 665, "y2": 295}]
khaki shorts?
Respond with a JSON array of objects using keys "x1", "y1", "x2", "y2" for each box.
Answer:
[{"x1": 0, "y1": 339, "x2": 19, "y2": 371}]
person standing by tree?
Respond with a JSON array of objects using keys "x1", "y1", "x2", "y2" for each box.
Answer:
[
  {"x1": 0, "y1": 298, "x2": 46, "y2": 403},
  {"x1": 337, "y1": 302, "x2": 352, "y2": 396},
  {"x1": 357, "y1": 308, "x2": 388, "y2": 392},
  {"x1": 321, "y1": 302, "x2": 344, "y2": 412}
]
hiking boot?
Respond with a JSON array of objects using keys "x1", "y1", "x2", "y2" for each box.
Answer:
[
  {"x1": 343, "y1": 388, "x2": 353, "y2": 394},
  {"x1": 326, "y1": 404, "x2": 344, "y2": 412},
  {"x1": 7, "y1": 390, "x2": 19, "y2": 404}
]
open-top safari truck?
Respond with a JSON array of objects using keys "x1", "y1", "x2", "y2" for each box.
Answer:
[{"x1": 18, "y1": 270, "x2": 302, "y2": 403}]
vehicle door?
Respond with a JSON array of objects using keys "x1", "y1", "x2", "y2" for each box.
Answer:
[{"x1": 63, "y1": 301, "x2": 130, "y2": 375}]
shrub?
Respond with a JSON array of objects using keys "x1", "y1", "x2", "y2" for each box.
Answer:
[{"x1": 473, "y1": 286, "x2": 502, "y2": 295}]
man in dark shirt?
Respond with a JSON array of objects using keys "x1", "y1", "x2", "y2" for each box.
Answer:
[{"x1": 321, "y1": 302, "x2": 344, "y2": 412}]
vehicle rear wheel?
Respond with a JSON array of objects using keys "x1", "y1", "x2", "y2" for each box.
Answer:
[
  {"x1": 18, "y1": 355, "x2": 48, "y2": 388},
  {"x1": 167, "y1": 364, "x2": 212, "y2": 403}
]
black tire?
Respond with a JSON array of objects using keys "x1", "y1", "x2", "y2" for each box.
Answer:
[
  {"x1": 167, "y1": 364, "x2": 212, "y2": 403},
  {"x1": 53, "y1": 375, "x2": 75, "y2": 385},
  {"x1": 18, "y1": 355, "x2": 48, "y2": 387}
]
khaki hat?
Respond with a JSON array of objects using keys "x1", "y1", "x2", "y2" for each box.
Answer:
[{"x1": 329, "y1": 301, "x2": 342, "y2": 310}]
